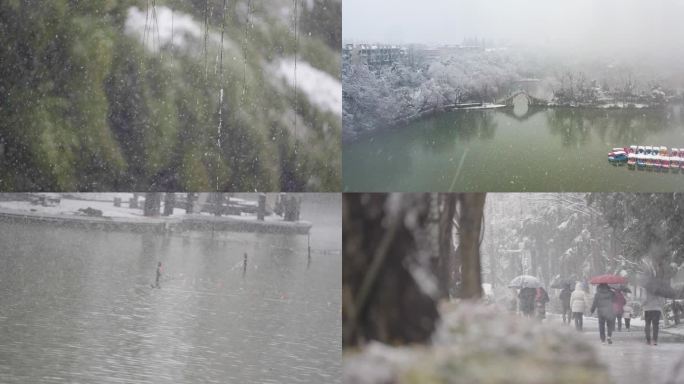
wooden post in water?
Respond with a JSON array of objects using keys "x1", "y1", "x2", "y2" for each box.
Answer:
[
  {"x1": 163, "y1": 193, "x2": 175, "y2": 216},
  {"x1": 185, "y1": 193, "x2": 195, "y2": 214},
  {"x1": 258, "y1": 193, "x2": 266, "y2": 221},
  {"x1": 130, "y1": 194, "x2": 139, "y2": 209},
  {"x1": 143, "y1": 193, "x2": 162, "y2": 217},
  {"x1": 307, "y1": 233, "x2": 311, "y2": 269}
]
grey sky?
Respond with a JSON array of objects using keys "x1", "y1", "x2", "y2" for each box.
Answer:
[{"x1": 343, "y1": 0, "x2": 684, "y2": 54}]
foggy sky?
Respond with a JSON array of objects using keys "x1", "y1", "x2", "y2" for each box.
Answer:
[{"x1": 343, "y1": 0, "x2": 684, "y2": 56}]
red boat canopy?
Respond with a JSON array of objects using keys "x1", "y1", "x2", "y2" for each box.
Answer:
[{"x1": 590, "y1": 274, "x2": 627, "y2": 285}]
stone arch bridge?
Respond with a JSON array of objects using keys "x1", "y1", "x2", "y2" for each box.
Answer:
[{"x1": 496, "y1": 90, "x2": 549, "y2": 107}]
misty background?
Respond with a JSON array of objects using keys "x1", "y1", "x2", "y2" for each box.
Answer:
[{"x1": 344, "y1": 0, "x2": 684, "y2": 60}]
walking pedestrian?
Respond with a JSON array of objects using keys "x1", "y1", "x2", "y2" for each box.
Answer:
[
  {"x1": 642, "y1": 291, "x2": 665, "y2": 345},
  {"x1": 590, "y1": 283, "x2": 616, "y2": 344},
  {"x1": 155, "y1": 261, "x2": 163, "y2": 288},
  {"x1": 613, "y1": 289, "x2": 626, "y2": 331},
  {"x1": 622, "y1": 301, "x2": 633, "y2": 331},
  {"x1": 536, "y1": 287, "x2": 550, "y2": 321},
  {"x1": 559, "y1": 283, "x2": 572, "y2": 325},
  {"x1": 570, "y1": 282, "x2": 589, "y2": 331},
  {"x1": 519, "y1": 287, "x2": 536, "y2": 318}
]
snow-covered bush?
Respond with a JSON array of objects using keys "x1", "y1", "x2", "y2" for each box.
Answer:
[{"x1": 344, "y1": 302, "x2": 609, "y2": 384}]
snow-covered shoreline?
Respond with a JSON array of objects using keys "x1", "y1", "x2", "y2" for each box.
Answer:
[{"x1": 0, "y1": 199, "x2": 311, "y2": 235}]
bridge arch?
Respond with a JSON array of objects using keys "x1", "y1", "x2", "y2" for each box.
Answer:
[{"x1": 497, "y1": 90, "x2": 548, "y2": 107}]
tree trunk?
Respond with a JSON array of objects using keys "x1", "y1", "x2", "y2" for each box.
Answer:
[
  {"x1": 458, "y1": 193, "x2": 486, "y2": 299},
  {"x1": 342, "y1": 193, "x2": 438, "y2": 347},
  {"x1": 437, "y1": 193, "x2": 457, "y2": 298}
]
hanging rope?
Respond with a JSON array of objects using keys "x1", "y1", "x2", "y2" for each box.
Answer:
[
  {"x1": 242, "y1": 0, "x2": 253, "y2": 98},
  {"x1": 217, "y1": 0, "x2": 228, "y2": 192},
  {"x1": 143, "y1": 0, "x2": 150, "y2": 49},
  {"x1": 292, "y1": 0, "x2": 299, "y2": 160},
  {"x1": 170, "y1": 6, "x2": 174, "y2": 57},
  {"x1": 204, "y1": 0, "x2": 210, "y2": 80},
  {"x1": 151, "y1": 0, "x2": 161, "y2": 59}
]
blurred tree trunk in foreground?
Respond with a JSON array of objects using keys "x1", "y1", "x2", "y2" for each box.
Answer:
[
  {"x1": 457, "y1": 193, "x2": 487, "y2": 299},
  {"x1": 437, "y1": 193, "x2": 457, "y2": 298},
  {"x1": 343, "y1": 193, "x2": 488, "y2": 348},
  {"x1": 342, "y1": 193, "x2": 438, "y2": 347}
]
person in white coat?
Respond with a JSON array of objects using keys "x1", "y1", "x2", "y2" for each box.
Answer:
[
  {"x1": 642, "y1": 291, "x2": 666, "y2": 345},
  {"x1": 570, "y1": 282, "x2": 589, "y2": 331}
]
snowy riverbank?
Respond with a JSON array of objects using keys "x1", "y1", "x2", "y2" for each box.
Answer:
[{"x1": 0, "y1": 199, "x2": 311, "y2": 235}]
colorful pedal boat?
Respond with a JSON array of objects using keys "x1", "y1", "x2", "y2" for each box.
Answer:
[
  {"x1": 608, "y1": 150, "x2": 628, "y2": 162},
  {"x1": 627, "y1": 153, "x2": 637, "y2": 166},
  {"x1": 611, "y1": 145, "x2": 684, "y2": 169}
]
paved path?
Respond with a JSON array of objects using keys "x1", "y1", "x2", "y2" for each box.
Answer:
[{"x1": 550, "y1": 315, "x2": 684, "y2": 384}]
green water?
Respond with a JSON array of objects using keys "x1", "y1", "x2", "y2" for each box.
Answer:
[{"x1": 343, "y1": 106, "x2": 684, "y2": 191}]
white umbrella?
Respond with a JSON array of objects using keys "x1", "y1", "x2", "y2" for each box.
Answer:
[{"x1": 509, "y1": 275, "x2": 541, "y2": 289}]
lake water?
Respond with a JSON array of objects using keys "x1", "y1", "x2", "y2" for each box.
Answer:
[
  {"x1": 0, "y1": 196, "x2": 341, "y2": 383},
  {"x1": 343, "y1": 106, "x2": 684, "y2": 191}
]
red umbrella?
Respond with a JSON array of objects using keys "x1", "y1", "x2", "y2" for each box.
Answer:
[{"x1": 590, "y1": 274, "x2": 627, "y2": 285}]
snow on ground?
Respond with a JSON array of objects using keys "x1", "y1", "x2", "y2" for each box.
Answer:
[
  {"x1": 460, "y1": 103, "x2": 507, "y2": 110},
  {"x1": 273, "y1": 58, "x2": 342, "y2": 115},
  {"x1": 0, "y1": 199, "x2": 185, "y2": 219},
  {"x1": 0, "y1": 198, "x2": 298, "y2": 224},
  {"x1": 66, "y1": 193, "x2": 135, "y2": 202},
  {"x1": 601, "y1": 102, "x2": 650, "y2": 109},
  {"x1": 548, "y1": 313, "x2": 684, "y2": 384}
]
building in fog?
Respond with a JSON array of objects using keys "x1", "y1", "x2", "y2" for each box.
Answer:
[{"x1": 343, "y1": 43, "x2": 407, "y2": 66}]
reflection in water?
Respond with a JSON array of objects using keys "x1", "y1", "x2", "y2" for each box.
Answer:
[
  {"x1": 0, "y1": 199, "x2": 341, "y2": 384},
  {"x1": 512, "y1": 94, "x2": 529, "y2": 117},
  {"x1": 343, "y1": 105, "x2": 684, "y2": 191},
  {"x1": 546, "y1": 107, "x2": 674, "y2": 147}
]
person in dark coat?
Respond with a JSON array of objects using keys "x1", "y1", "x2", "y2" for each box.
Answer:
[
  {"x1": 155, "y1": 261, "x2": 163, "y2": 288},
  {"x1": 518, "y1": 287, "x2": 536, "y2": 318},
  {"x1": 591, "y1": 283, "x2": 616, "y2": 344},
  {"x1": 536, "y1": 287, "x2": 550, "y2": 320},
  {"x1": 559, "y1": 284, "x2": 573, "y2": 324}
]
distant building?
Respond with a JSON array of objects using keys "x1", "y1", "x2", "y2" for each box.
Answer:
[{"x1": 343, "y1": 43, "x2": 407, "y2": 66}]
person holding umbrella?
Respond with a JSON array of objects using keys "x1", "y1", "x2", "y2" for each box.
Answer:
[
  {"x1": 589, "y1": 274, "x2": 628, "y2": 343},
  {"x1": 591, "y1": 283, "x2": 616, "y2": 344},
  {"x1": 519, "y1": 287, "x2": 537, "y2": 317},
  {"x1": 509, "y1": 275, "x2": 541, "y2": 318},
  {"x1": 535, "y1": 286, "x2": 550, "y2": 321}
]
